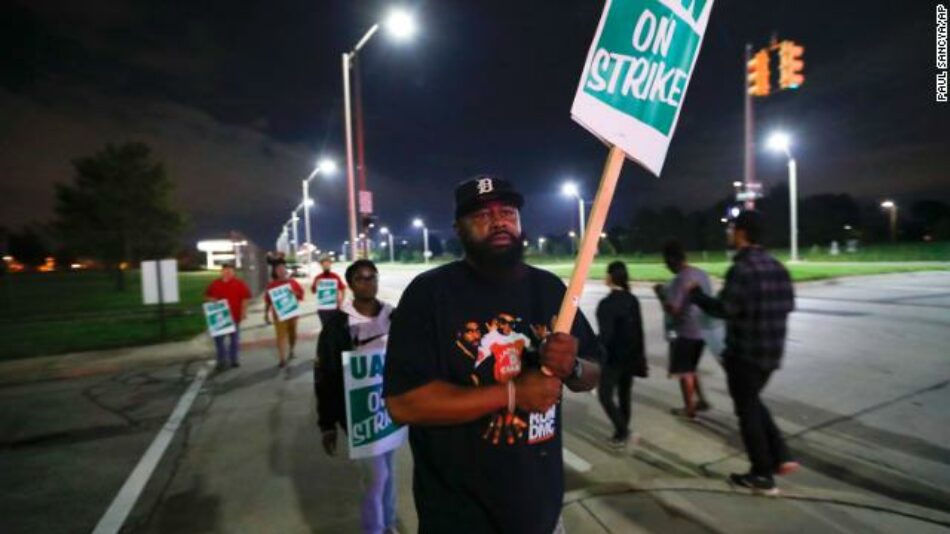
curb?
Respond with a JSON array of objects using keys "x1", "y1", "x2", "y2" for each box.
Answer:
[{"x1": 563, "y1": 478, "x2": 950, "y2": 531}]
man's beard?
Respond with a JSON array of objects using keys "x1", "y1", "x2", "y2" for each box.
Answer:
[{"x1": 460, "y1": 229, "x2": 525, "y2": 274}]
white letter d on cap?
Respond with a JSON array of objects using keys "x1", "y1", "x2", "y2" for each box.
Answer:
[{"x1": 477, "y1": 178, "x2": 494, "y2": 195}]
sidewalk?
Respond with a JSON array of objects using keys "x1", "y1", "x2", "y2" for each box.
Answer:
[{"x1": 560, "y1": 479, "x2": 950, "y2": 533}]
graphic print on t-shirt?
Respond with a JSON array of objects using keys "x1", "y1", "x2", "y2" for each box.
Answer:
[
  {"x1": 475, "y1": 313, "x2": 531, "y2": 383},
  {"x1": 453, "y1": 312, "x2": 557, "y2": 446}
]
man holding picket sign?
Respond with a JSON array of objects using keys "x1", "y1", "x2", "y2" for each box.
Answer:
[
  {"x1": 204, "y1": 263, "x2": 251, "y2": 370},
  {"x1": 385, "y1": 0, "x2": 716, "y2": 531},
  {"x1": 311, "y1": 255, "x2": 347, "y2": 326}
]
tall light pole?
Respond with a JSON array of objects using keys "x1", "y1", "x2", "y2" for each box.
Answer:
[
  {"x1": 561, "y1": 181, "x2": 586, "y2": 242},
  {"x1": 881, "y1": 200, "x2": 898, "y2": 242},
  {"x1": 538, "y1": 236, "x2": 546, "y2": 255},
  {"x1": 568, "y1": 230, "x2": 577, "y2": 256},
  {"x1": 413, "y1": 218, "x2": 429, "y2": 264},
  {"x1": 767, "y1": 131, "x2": 799, "y2": 262},
  {"x1": 302, "y1": 158, "x2": 337, "y2": 256},
  {"x1": 380, "y1": 226, "x2": 395, "y2": 262},
  {"x1": 342, "y1": 8, "x2": 417, "y2": 261},
  {"x1": 289, "y1": 212, "x2": 300, "y2": 260}
]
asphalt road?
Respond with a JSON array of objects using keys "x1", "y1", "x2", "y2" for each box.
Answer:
[{"x1": 1, "y1": 268, "x2": 948, "y2": 533}]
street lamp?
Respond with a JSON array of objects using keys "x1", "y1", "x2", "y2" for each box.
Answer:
[
  {"x1": 301, "y1": 157, "x2": 337, "y2": 264},
  {"x1": 538, "y1": 236, "x2": 546, "y2": 254},
  {"x1": 413, "y1": 218, "x2": 429, "y2": 264},
  {"x1": 289, "y1": 213, "x2": 300, "y2": 262},
  {"x1": 568, "y1": 230, "x2": 577, "y2": 255},
  {"x1": 380, "y1": 226, "x2": 395, "y2": 262},
  {"x1": 561, "y1": 181, "x2": 586, "y2": 241},
  {"x1": 342, "y1": 7, "x2": 418, "y2": 261},
  {"x1": 881, "y1": 200, "x2": 898, "y2": 242},
  {"x1": 767, "y1": 131, "x2": 799, "y2": 262}
]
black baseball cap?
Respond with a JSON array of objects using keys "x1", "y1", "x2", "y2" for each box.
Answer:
[{"x1": 454, "y1": 175, "x2": 524, "y2": 219}]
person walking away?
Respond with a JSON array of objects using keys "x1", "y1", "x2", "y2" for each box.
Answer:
[
  {"x1": 264, "y1": 262, "x2": 305, "y2": 368},
  {"x1": 689, "y1": 210, "x2": 799, "y2": 495},
  {"x1": 383, "y1": 176, "x2": 602, "y2": 534},
  {"x1": 204, "y1": 262, "x2": 252, "y2": 369},
  {"x1": 653, "y1": 240, "x2": 713, "y2": 420},
  {"x1": 596, "y1": 261, "x2": 648, "y2": 447},
  {"x1": 315, "y1": 259, "x2": 398, "y2": 534},
  {"x1": 312, "y1": 256, "x2": 347, "y2": 328}
]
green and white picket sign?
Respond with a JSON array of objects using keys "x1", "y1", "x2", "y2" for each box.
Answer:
[
  {"x1": 571, "y1": 0, "x2": 714, "y2": 176},
  {"x1": 316, "y1": 279, "x2": 339, "y2": 311},
  {"x1": 342, "y1": 348, "x2": 407, "y2": 460},
  {"x1": 267, "y1": 283, "x2": 301, "y2": 322},
  {"x1": 553, "y1": 0, "x2": 714, "y2": 339},
  {"x1": 203, "y1": 300, "x2": 236, "y2": 337}
]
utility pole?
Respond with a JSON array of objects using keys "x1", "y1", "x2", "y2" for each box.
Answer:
[{"x1": 743, "y1": 43, "x2": 757, "y2": 210}]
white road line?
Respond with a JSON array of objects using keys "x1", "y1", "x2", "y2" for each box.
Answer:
[
  {"x1": 92, "y1": 361, "x2": 213, "y2": 534},
  {"x1": 562, "y1": 447, "x2": 592, "y2": 473}
]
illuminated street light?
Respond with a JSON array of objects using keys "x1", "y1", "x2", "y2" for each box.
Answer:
[
  {"x1": 379, "y1": 226, "x2": 395, "y2": 262},
  {"x1": 561, "y1": 181, "x2": 586, "y2": 241},
  {"x1": 384, "y1": 8, "x2": 417, "y2": 40},
  {"x1": 881, "y1": 200, "x2": 898, "y2": 241},
  {"x1": 766, "y1": 131, "x2": 799, "y2": 262},
  {"x1": 317, "y1": 158, "x2": 337, "y2": 175},
  {"x1": 301, "y1": 155, "x2": 337, "y2": 264},
  {"x1": 413, "y1": 218, "x2": 429, "y2": 264},
  {"x1": 342, "y1": 8, "x2": 419, "y2": 260}
]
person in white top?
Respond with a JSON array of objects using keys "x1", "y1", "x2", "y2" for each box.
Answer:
[{"x1": 314, "y1": 259, "x2": 398, "y2": 534}]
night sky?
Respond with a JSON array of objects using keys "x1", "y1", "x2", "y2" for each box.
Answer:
[{"x1": 2, "y1": 0, "x2": 948, "y2": 250}]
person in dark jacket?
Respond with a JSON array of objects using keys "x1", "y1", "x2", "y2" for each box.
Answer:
[
  {"x1": 596, "y1": 261, "x2": 648, "y2": 448},
  {"x1": 314, "y1": 259, "x2": 398, "y2": 533},
  {"x1": 689, "y1": 210, "x2": 798, "y2": 495}
]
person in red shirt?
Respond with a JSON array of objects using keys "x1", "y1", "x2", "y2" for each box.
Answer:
[
  {"x1": 265, "y1": 262, "x2": 305, "y2": 368},
  {"x1": 311, "y1": 256, "x2": 347, "y2": 327},
  {"x1": 204, "y1": 263, "x2": 252, "y2": 369}
]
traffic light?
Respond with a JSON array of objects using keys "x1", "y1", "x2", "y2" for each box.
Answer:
[
  {"x1": 778, "y1": 40, "x2": 805, "y2": 89},
  {"x1": 747, "y1": 49, "x2": 770, "y2": 97},
  {"x1": 360, "y1": 214, "x2": 376, "y2": 232}
]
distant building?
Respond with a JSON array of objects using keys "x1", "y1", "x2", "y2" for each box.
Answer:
[{"x1": 196, "y1": 232, "x2": 267, "y2": 295}]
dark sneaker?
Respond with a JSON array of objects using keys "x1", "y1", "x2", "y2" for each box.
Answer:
[
  {"x1": 670, "y1": 407, "x2": 697, "y2": 421},
  {"x1": 775, "y1": 461, "x2": 800, "y2": 476},
  {"x1": 231, "y1": 361, "x2": 241, "y2": 368},
  {"x1": 729, "y1": 473, "x2": 779, "y2": 496},
  {"x1": 695, "y1": 400, "x2": 712, "y2": 412},
  {"x1": 608, "y1": 432, "x2": 629, "y2": 449},
  {"x1": 279, "y1": 360, "x2": 287, "y2": 369}
]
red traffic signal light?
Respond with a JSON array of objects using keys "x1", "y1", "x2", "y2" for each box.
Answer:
[
  {"x1": 778, "y1": 40, "x2": 805, "y2": 89},
  {"x1": 747, "y1": 49, "x2": 771, "y2": 97}
]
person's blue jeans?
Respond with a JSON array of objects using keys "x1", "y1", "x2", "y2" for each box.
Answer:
[
  {"x1": 213, "y1": 328, "x2": 240, "y2": 365},
  {"x1": 360, "y1": 450, "x2": 396, "y2": 533}
]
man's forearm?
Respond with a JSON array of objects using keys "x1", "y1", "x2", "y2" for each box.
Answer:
[
  {"x1": 387, "y1": 380, "x2": 507, "y2": 426},
  {"x1": 690, "y1": 288, "x2": 727, "y2": 318},
  {"x1": 565, "y1": 359, "x2": 600, "y2": 392}
]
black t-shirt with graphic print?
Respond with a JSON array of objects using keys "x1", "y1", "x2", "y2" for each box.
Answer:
[{"x1": 384, "y1": 261, "x2": 600, "y2": 534}]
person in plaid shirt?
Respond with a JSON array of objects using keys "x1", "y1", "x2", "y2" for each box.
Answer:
[{"x1": 689, "y1": 210, "x2": 798, "y2": 495}]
